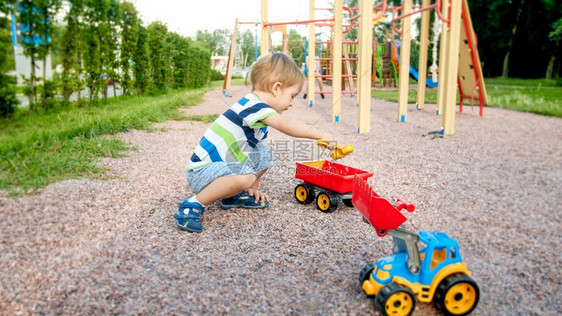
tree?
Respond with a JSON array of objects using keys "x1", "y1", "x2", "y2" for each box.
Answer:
[
  {"x1": 38, "y1": 0, "x2": 61, "y2": 111},
  {"x1": 469, "y1": 0, "x2": 561, "y2": 78},
  {"x1": 80, "y1": 0, "x2": 119, "y2": 104},
  {"x1": 17, "y1": 0, "x2": 62, "y2": 112},
  {"x1": 211, "y1": 28, "x2": 230, "y2": 56},
  {"x1": 502, "y1": 0, "x2": 524, "y2": 78},
  {"x1": 61, "y1": 0, "x2": 85, "y2": 106},
  {"x1": 133, "y1": 24, "x2": 150, "y2": 94},
  {"x1": 17, "y1": 0, "x2": 43, "y2": 110},
  {"x1": 546, "y1": 19, "x2": 562, "y2": 79},
  {"x1": 37, "y1": 0, "x2": 61, "y2": 79},
  {"x1": 101, "y1": 0, "x2": 121, "y2": 100},
  {"x1": 508, "y1": 0, "x2": 562, "y2": 78},
  {"x1": 287, "y1": 29, "x2": 305, "y2": 66},
  {"x1": 238, "y1": 29, "x2": 256, "y2": 68},
  {"x1": 82, "y1": 0, "x2": 104, "y2": 105},
  {"x1": 186, "y1": 42, "x2": 211, "y2": 89},
  {"x1": 167, "y1": 32, "x2": 191, "y2": 89},
  {"x1": 0, "y1": 0, "x2": 19, "y2": 118},
  {"x1": 147, "y1": 21, "x2": 168, "y2": 93},
  {"x1": 120, "y1": 1, "x2": 139, "y2": 95},
  {"x1": 164, "y1": 31, "x2": 174, "y2": 89},
  {"x1": 195, "y1": 28, "x2": 230, "y2": 55},
  {"x1": 195, "y1": 30, "x2": 212, "y2": 51}
]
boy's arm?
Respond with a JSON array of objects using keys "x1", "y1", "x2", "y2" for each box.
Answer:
[{"x1": 261, "y1": 113, "x2": 325, "y2": 140}]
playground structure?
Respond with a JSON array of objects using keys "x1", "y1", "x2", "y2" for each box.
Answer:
[{"x1": 224, "y1": 0, "x2": 488, "y2": 136}]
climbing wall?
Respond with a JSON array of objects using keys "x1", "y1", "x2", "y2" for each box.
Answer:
[{"x1": 457, "y1": 0, "x2": 488, "y2": 115}]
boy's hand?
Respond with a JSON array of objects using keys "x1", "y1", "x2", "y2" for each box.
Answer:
[{"x1": 246, "y1": 188, "x2": 269, "y2": 203}]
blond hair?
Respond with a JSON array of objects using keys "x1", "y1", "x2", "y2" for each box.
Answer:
[{"x1": 250, "y1": 52, "x2": 304, "y2": 93}]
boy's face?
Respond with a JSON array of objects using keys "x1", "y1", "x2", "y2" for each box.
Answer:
[{"x1": 269, "y1": 83, "x2": 301, "y2": 114}]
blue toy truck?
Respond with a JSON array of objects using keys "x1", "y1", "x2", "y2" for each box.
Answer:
[{"x1": 353, "y1": 177, "x2": 479, "y2": 316}]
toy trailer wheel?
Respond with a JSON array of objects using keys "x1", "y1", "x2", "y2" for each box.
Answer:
[
  {"x1": 434, "y1": 273, "x2": 480, "y2": 316},
  {"x1": 316, "y1": 191, "x2": 339, "y2": 213},
  {"x1": 294, "y1": 183, "x2": 315, "y2": 204},
  {"x1": 375, "y1": 282, "x2": 415, "y2": 316}
]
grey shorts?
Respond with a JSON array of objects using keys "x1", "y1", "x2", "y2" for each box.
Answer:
[{"x1": 186, "y1": 145, "x2": 274, "y2": 194}]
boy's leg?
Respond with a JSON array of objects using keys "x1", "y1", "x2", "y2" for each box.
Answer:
[
  {"x1": 196, "y1": 173, "x2": 257, "y2": 205},
  {"x1": 219, "y1": 145, "x2": 273, "y2": 209},
  {"x1": 177, "y1": 145, "x2": 274, "y2": 231},
  {"x1": 176, "y1": 173, "x2": 256, "y2": 233},
  {"x1": 246, "y1": 168, "x2": 269, "y2": 202},
  {"x1": 219, "y1": 169, "x2": 271, "y2": 210}
]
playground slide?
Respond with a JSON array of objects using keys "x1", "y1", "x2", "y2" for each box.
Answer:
[
  {"x1": 392, "y1": 39, "x2": 438, "y2": 88},
  {"x1": 409, "y1": 65, "x2": 438, "y2": 88}
]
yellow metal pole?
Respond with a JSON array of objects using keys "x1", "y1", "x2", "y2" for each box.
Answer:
[
  {"x1": 356, "y1": 0, "x2": 363, "y2": 108},
  {"x1": 357, "y1": 0, "x2": 373, "y2": 133},
  {"x1": 441, "y1": 0, "x2": 462, "y2": 135},
  {"x1": 332, "y1": 0, "x2": 343, "y2": 122},
  {"x1": 260, "y1": 0, "x2": 269, "y2": 56},
  {"x1": 397, "y1": 0, "x2": 412, "y2": 123},
  {"x1": 223, "y1": 18, "x2": 239, "y2": 95},
  {"x1": 307, "y1": 0, "x2": 316, "y2": 107},
  {"x1": 436, "y1": 0, "x2": 449, "y2": 116},
  {"x1": 416, "y1": 0, "x2": 430, "y2": 110}
]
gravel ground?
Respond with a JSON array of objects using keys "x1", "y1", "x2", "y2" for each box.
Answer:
[{"x1": 1, "y1": 85, "x2": 561, "y2": 315}]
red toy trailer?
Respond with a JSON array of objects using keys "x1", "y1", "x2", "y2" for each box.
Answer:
[
  {"x1": 352, "y1": 175, "x2": 415, "y2": 237},
  {"x1": 294, "y1": 160, "x2": 373, "y2": 212}
]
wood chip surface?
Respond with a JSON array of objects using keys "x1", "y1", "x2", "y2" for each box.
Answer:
[{"x1": 1, "y1": 85, "x2": 561, "y2": 315}]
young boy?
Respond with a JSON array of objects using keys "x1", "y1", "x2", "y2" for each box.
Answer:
[{"x1": 175, "y1": 52, "x2": 334, "y2": 233}]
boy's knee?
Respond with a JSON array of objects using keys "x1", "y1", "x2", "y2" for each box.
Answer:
[
  {"x1": 237, "y1": 173, "x2": 258, "y2": 189},
  {"x1": 244, "y1": 173, "x2": 259, "y2": 187}
]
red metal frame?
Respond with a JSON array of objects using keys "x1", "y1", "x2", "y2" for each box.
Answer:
[{"x1": 459, "y1": 4, "x2": 485, "y2": 116}]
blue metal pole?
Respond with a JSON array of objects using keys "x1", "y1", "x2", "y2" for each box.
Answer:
[
  {"x1": 10, "y1": 7, "x2": 17, "y2": 46},
  {"x1": 254, "y1": 23, "x2": 258, "y2": 60}
]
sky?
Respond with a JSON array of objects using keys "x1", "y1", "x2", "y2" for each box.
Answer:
[{"x1": 131, "y1": 0, "x2": 333, "y2": 39}]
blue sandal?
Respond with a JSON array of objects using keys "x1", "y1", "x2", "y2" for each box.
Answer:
[
  {"x1": 220, "y1": 191, "x2": 269, "y2": 210},
  {"x1": 174, "y1": 198, "x2": 205, "y2": 232}
]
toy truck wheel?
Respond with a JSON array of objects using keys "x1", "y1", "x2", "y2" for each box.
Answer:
[
  {"x1": 316, "y1": 191, "x2": 338, "y2": 213},
  {"x1": 358, "y1": 262, "x2": 376, "y2": 294},
  {"x1": 434, "y1": 273, "x2": 480, "y2": 316},
  {"x1": 375, "y1": 282, "x2": 415, "y2": 316},
  {"x1": 294, "y1": 183, "x2": 315, "y2": 204},
  {"x1": 342, "y1": 198, "x2": 354, "y2": 207}
]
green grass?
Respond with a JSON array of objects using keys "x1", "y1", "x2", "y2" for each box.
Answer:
[
  {"x1": 184, "y1": 114, "x2": 219, "y2": 123},
  {"x1": 372, "y1": 88, "x2": 439, "y2": 104},
  {"x1": 485, "y1": 78, "x2": 561, "y2": 117},
  {"x1": 370, "y1": 77, "x2": 562, "y2": 118},
  {"x1": 1, "y1": 88, "x2": 209, "y2": 195},
  {"x1": 484, "y1": 77, "x2": 558, "y2": 87},
  {"x1": 209, "y1": 78, "x2": 247, "y2": 90}
]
